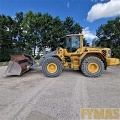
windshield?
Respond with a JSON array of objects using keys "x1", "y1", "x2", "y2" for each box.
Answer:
[{"x1": 65, "y1": 36, "x2": 80, "y2": 52}]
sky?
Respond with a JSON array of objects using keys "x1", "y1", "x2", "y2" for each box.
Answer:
[{"x1": 0, "y1": 0, "x2": 120, "y2": 43}]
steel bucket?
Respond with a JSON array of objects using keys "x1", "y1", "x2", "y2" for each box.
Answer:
[{"x1": 5, "y1": 54, "x2": 33, "y2": 76}]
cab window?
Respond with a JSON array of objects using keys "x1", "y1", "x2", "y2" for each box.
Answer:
[
  {"x1": 66, "y1": 36, "x2": 80, "y2": 52},
  {"x1": 71, "y1": 36, "x2": 80, "y2": 52}
]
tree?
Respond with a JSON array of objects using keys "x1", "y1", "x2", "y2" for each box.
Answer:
[
  {"x1": 96, "y1": 16, "x2": 120, "y2": 58},
  {"x1": 63, "y1": 17, "x2": 82, "y2": 34},
  {"x1": 21, "y1": 11, "x2": 41, "y2": 55},
  {"x1": 45, "y1": 16, "x2": 66, "y2": 50},
  {"x1": 12, "y1": 12, "x2": 25, "y2": 54},
  {"x1": 0, "y1": 11, "x2": 85, "y2": 60},
  {"x1": 0, "y1": 15, "x2": 14, "y2": 61}
]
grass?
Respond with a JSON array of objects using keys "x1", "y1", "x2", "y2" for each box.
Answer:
[{"x1": 0, "y1": 61, "x2": 9, "y2": 66}]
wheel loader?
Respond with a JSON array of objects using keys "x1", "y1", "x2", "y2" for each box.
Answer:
[{"x1": 5, "y1": 33, "x2": 120, "y2": 78}]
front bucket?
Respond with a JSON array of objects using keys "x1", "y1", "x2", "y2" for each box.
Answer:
[{"x1": 5, "y1": 55, "x2": 32, "y2": 76}]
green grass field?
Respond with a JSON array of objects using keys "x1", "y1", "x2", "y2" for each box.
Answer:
[{"x1": 0, "y1": 62, "x2": 9, "y2": 66}]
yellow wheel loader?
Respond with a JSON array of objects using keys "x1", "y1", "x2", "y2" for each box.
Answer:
[{"x1": 5, "y1": 33, "x2": 120, "y2": 78}]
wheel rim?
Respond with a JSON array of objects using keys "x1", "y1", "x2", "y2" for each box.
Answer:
[
  {"x1": 47, "y1": 63, "x2": 58, "y2": 73},
  {"x1": 88, "y1": 62, "x2": 99, "y2": 73}
]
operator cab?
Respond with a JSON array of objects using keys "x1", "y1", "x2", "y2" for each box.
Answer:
[{"x1": 65, "y1": 35, "x2": 80, "y2": 52}]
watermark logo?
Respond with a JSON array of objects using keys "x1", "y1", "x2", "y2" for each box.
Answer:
[{"x1": 80, "y1": 108, "x2": 120, "y2": 119}]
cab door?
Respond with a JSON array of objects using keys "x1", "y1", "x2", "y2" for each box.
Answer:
[{"x1": 66, "y1": 36, "x2": 80, "y2": 53}]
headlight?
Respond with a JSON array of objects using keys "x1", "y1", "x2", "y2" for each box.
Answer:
[{"x1": 108, "y1": 50, "x2": 111, "y2": 58}]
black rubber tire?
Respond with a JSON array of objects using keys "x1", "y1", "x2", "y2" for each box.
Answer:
[
  {"x1": 81, "y1": 56, "x2": 104, "y2": 78},
  {"x1": 42, "y1": 57, "x2": 62, "y2": 77}
]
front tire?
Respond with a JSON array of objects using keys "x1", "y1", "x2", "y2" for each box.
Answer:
[
  {"x1": 81, "y1": 56, "x2": 104, "y2": 78},
  {"x1": 42, "y1": 57, "x2": 62, "y2": 77}
]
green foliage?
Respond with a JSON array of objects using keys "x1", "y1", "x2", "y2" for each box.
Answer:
[
  {"x1": 96, "y1": 16, "x2": 120, "y2": 58},
  {"x1": 23, "y1": 46, "x2": 32, "y2": 55},
  {"x1": 35, "y1": 54, "x2": 41, "y2": 60},
  {"x1": 0, "y1": 11, "x2": 83, "y2": 61},
  {"x1": 63, "y1": 17, "x2": 82, "y2": 34},
  {"x1": 0, "y1": 61, "x2": 9, "y2": 66},
  {"x1": 112, "y1": 47, "x2": 120, "y2": 58},
  {"x1": 0, "y1": 15, "x2": 14, "y2": 61}
]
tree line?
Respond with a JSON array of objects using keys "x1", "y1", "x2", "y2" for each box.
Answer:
[
  {"x1": 0, "y1": 11, "x2": 120, "y2": 61},
  {"x1": 0, "y1": 11, "x2": 84, "y2": 61},
  {"x1": 96, "y1": 16, "x2": 120, "y2": 58}
]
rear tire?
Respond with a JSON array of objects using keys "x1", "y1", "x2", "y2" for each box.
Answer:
[
  {"x1": 42, "y1": 57, "x2": 62, "y2": 77},
  {"x1": 81, "y1": 56, "x2": 104, "y2": 78}
]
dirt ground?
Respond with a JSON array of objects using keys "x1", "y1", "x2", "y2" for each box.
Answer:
[{"x1": 0, "y1": 66, "x2": 120, "y2": 120}]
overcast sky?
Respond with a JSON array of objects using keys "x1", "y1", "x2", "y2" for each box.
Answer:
[{"x1": 0, "y1": 0, "x2": 120, "y2": 43}]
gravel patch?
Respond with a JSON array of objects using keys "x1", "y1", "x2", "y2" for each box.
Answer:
[{"x1": 0, "y1": 66, "x2": 120, "y2": 120}]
